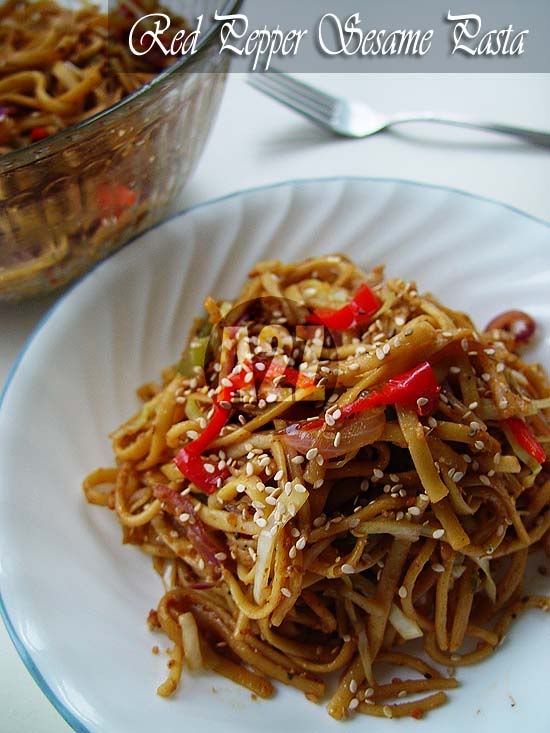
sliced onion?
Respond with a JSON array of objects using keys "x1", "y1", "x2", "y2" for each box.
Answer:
[
  {"x1": 472, "y1": 557, "x2": 496, "y2": 604},
  {"x1": 389, "y1": 603, "x2": 424, "y2": 640},
  {"x1": 179, "y1": 612, "x2": 203, "y2": 670},
  {"x1": 281, "y1": 407, "x2": 386, "y2": 458}
]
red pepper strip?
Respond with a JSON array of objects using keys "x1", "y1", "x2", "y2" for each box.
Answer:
[
  {"x1": 504, "y1": 417, "x2": 546, "y2": 465},
  {"x1": 96, "y1": 184, "x2": 137, "y2": 219},
  {"x1": 173, "y1": 449, "x2": 228, "y2": 494},
  {"x1": 302, "y1": 361, "x2": 440, "y2": 431},
  {"x1": 309, "y1": 283, "x2": 381, "y2": 331},
  {"x1": 29, "y1": 127, "x2": 49, "y2": 142},
  {"x1": 341, "y1": 361, "x2": 440, "y2": 418},
  {"x1": 255, "y1": 355, "x2": 315, "y2": 390},
  {"x1": 153, "y1": 485, "x2": 226, "y2": 570},
  {"x1": 173, "y1": 366, "x2": 253, "y2": 491}
]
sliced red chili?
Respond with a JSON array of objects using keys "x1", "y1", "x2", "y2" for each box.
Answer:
[
  {"x1": 309, "y1": 283, "x2": 381, "y2": 331},
  {"x1": 29, "y1": 127, "x2": 49, "y2": 142},
  {"x1": 97, "y1": 184, "x2": 137, "y2": 218},
  {"x1": 504, "y1": 417, "x2": 546, "y2": 465}
]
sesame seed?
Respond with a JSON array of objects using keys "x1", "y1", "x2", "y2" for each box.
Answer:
[
  {"x1": 273, "y1": 470, "x2": 283, "y2": 482},
  {"x1": 453, "y1": 471, "x2": 465, "y2": 482},
  {"x1": 448, "y1": 468, "x2": 456, "y2": 479},
  {"x1": 463, "y1": 454, "x2": 472, "y2": 464},
  {"x1": 291, "y1": 527, "x2": 300, "y2": 538},
  {"x1": 408, "y1": 506, "x2": 421, "y2": 516},
  {"x1": 296, "y1": 537, "x2": 307, "y2": 550},
  {"x1": 313, "y1": 515, "x2": 326, "y2": 527},
  {"x1": 295, "y1": 483, "x2": 307, "y2": 493},
  {"x1": 481, "y1": 372, "x2": 491, "y2": 382},
  {"x1": 432, "y1": 563, "x2": 445, "y2": 573},
  {"x1": 246, "y1": 462, "x2": 254, "y2": 476},
  {"x1": 433, "y1": 529, "x2": 445, "y2": 539},
  {"x1": 398, "y1": 586, "x2": 408, "y2": 598},
  {"x1": 341, "y1": 563, "x2": 355, "y2": 575},
  {"x1": 179, "y1": 512, "x2": 190, "y2": 523},
  {"x1": 215, "y1": 552, "x2": 227, "y2": 561},
  {"x1": 360, "y1": 479, "x2": 370, "y2": 492},
  {"x1": 383, "y1": 705, "x2": 393, "y2": 718},
  {"x1": 494, "y1": 453, "x2": 501, "y2": 465},
  {"x1": 289, "y1": 546, "x2": 297, "y2": 559},
  {"x1": 479, "y1": 475, "x2": 491, "y2": 486},
  {"x1": 468, "y1": 401, "x2": 479, "y2": 410},
  {"x1": 236, "y1": 483, "x2": 246, "y2": 493},
  {"x1": 291, "y1": 455, "x2": 305, "y2": 464},
  {"x1": 316, "y1": 454, "x2": 324, "y2": 466},
  {"x1": 325, "y1": 413, "x2": 335, "y2": 427},
  {"x1": 255, "y1": 362, "x2": 266, "y2": 371},
  {"x1": 365, "y1": 687, "x2": 374, "y2": 698},
  {"x1": 348, "y1": 698, "x2": 359, "y2": 711},
  {"x1": 428, "y1": 416, "x2": 438, "y2": 428},
  {"x1": 255, "y1": 517, "x2": 267, "y2": 528},
  {"x1": 461, "y1": 338, "x2": 469, "y2": 352},
  {"x1": 373, "y1": 468, "x2": 384, "y2": 480},
  {"x1": 332, "y1": 408, "x2": 342, "y2": 421},
  {"x1": 395, "y1": 316, "x2": 406, "y2": 327},
  {"x1": 313, "y1": 479, "x2": 324, "y2": 489},
  {"x1": 419, "y1": 493, "x2": 429, "y2": 502},
  {"x1": 349, "y1": 679, "x2": 358, "y2": 694},
  {"x1": 499, "y1": 398, "x2": 509, "y2": 409},
  {"x1": 474, "y1": 440, "x2": 485, "y2": 451},
  {"x1": 280, "y1": 588, "x2": 291, "y2": 598},
  {"x1": 348, "y1": 362, "x2": 360, "y2": 371},
  {"x1": 306, "y1": 448, "x2": 318, "y2": 461},
  {"x1": 376, "y1": 347, "x2": 385, "y2": 361},
  {"x1": 186, "y1": 430, "x2": 199, "y2": 440},
  {"x1": 398, "y1": 690, "x2": 407, "y2": 698},
  {"x1": 484, "y1": 348, "x2": 496, "y2": 356},
  {"x1": 265, "y1": 496, "x2": 277, "y2": 505},
  {"x1": 382, "y1": 342, "x2": 391, "y2": 355},
  {"x1": 396, "y1": 511, "x2": 405, "y2": 521},
  {"x1": 244, "y1": 371, "x2": 254, "y2": 383},
  {"x1": 496, "y1": 362, "x2": 506, "y2": 373},
  {"x1": 204, "y1": 463, "x2": 215, "y2": 474},
  {"x1": 333, "y1": 431, "x2": 342, "y2": 448},
  {"x1": 449, "y1": 366, "x2": 461, "y2": 374}
]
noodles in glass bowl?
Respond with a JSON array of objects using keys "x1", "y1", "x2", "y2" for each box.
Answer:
[{"x1": 84, "y1": 254, "x2": 550, "y2": 721}]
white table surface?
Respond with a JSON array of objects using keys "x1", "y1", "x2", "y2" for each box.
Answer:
[{"x1": 1, "y1": 72, "x2": 549, "y2": 733}]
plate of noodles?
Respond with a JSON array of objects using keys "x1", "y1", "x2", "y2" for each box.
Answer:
[{"x1": 0, "y1": 177, "x2": 549, "y2": 733}]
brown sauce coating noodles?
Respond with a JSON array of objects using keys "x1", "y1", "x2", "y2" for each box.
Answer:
[{"x1": 84, "y1": 254, "x2": 550, "y2": 719}]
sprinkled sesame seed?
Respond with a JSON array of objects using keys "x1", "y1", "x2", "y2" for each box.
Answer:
[
  {"x1": 479, "y1": 475, "x2": 491, "y2": 486},
  {"x1": 333, "y1": 431, "x2": 342, "y2": 448},
  {"x1": 273, "y1": 469, "x2": 283, "y2": 482},
  {"x1": 453, "y1": 471, "x2": 465, "y2": 482},
  {"x1": 360, "y1": 479, "x2": 370, "y2": 492},
  {"x1": 244, "y1": 371, "x2": 254, "y2": 383},
  {"x1": 373, "y1": 468, "x2": 384, "y2": 480},
  {"x1": 383, "y1": 705, "x2": 393, "y2": 719},
  {"x1": 295, "y1": 483, "x2": 307, "y2": 493},
  {"x1": 395, "y1": 315, "x2": 406, "y2": 327},
  {"x1": 468, "y1": 401, "x2": 479, "y2": 410},
  {"x1": 433, "y1": 528, "x2": 445, "y2": 539},
  {"x1": 341, "y1": 563, "x2": 355, "y2": 575},
  {"x1": 348, "y1": 362, "x2": 360, "y2": 371},
  {"x1": 204, "y1": 463, "x2": 215, "y2": 474},
  {"x1": 496, "y1": 362, "x2": 506, "y2": 373},
  {"x1": 349, "y1": 679, "x2": 358, "y2": 694},
  {"x1": 449, "y1": 366, "x2": 461, "y2": 374},
  {"x1": 265, "y1": 496, "x2": 277, "y2": 505},
  {"x1": 316, "y1": 454, "x2": 324, "y2": 466},
  {"x1": 214, "y1": 552, "x2": 227, "y2": 561},
  {"x1": 463, "y1": 454, "x2": 472, "y2": 464},
  {"x1": 179, "y1": 512, "x2": 190, "y2": 523},
  {"x1": 255, "y1": 362, "x2": 266, "y2": 371},
  {"x1": 481, "y1": 372, "x2": 491, "y2": 382},
  {"x1": 348, "y1": 698, "x2": 359, "y2": 711},
  {"x1": 499, "y1": 398, "x2": 509, "y2": 409},
  {"x1": 448, "y1": 467, "x2": 456, "y2": 479},
  {"x1": 376, "y1": 347, "x2": 385, "y2": 361},
  {"x1": 186, "y1": 429, "x2": 199, "y2": 440},
  {"x1": 306, "y1": 448, "x2": 318, "y2": 461},
  {"x1": 419, "y1": 493, "x2": 429, "y2": 501},
  {"x1": 432, "y1": 563, "x2": 445, "y2": 573},
  {"x1": 408, "y1": 506, "x2": 421, "y2": 516},
  {"x1": 494, "y1": 452, "x2": 501, "y2": 465},
  {"x1": 461, "y1": 338, "x2": 469, "y2": 352},
  {"x1": 332, "y1": 408, "x2": 342, "y2": 421},
  {"x1": 382, "y1": 342, "x2": 391, "y2": 355},
  {"x1": 398, "y1": 585, "x2": 408, "y2": 598},
  {"x1": 280, "y1": 588, "x2": 291, "y2": 598},
  {"x1": 325, "y1": 413, "x2": 335, "y2": 427},
  {"x1": 313, "y1": 515, "x2": 326, "y2": 527},
  {"x1": 291, "y1": 455, "x2": 305, "y2": 464},
  {"x1": 474, "y1": 440, "x2": 485, "y2": 451},
  {"x1": 428, "y1": 416, "x2": 438, "y2": 428},
  {"x1": 313, "y1": 479, "x2": 324, "y2": 489},
  {"x1": 296, "y1": 537, "x2": 307, "y2": 550},
  {"x1": 396, "y1": 511, "x2": 404, "y2": 521},
  {"x1": 255, "y1": 517, "x2": 267, "y2": 528},
  {"x1": 289, "y1": 546, "x2": 297, "y2": 559},
  {"x1": 246, "y1": 462, "x2": 254, "y2": 476},
  {"x1": 398, "y1": 690, "x2": 407, "y2": 698},
  {"x1": 365, "y1": 687, "x2": 374, "y2": 698},
  {"x1": 484, "y1": 348, "x2": 496, "y2": 356}
]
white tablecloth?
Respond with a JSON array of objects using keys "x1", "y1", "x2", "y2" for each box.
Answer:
[{"x1": 1, "y1": 73, "x2": 549, "y2": 732}]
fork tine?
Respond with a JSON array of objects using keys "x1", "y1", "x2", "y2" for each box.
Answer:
[
  {"x1": 248, "y1": 74, "x2": 332, "y2": 127},
  {"x1": 262, "y1": 69, "x2": 336, "y2": 113}
]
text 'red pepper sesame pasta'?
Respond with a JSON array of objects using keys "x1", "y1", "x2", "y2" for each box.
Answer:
[{"x1": 84, "y1": 255, "x2": 550, "y2": 720}]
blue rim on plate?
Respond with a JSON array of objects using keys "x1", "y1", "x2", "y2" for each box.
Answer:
[{"x1": 0, "y1": 176, "x2": 548, "y2": 733}]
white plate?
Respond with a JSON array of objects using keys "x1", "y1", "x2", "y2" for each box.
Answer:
[{"x1": 1, "y1": 178, "x2": 549, "y2": 733}]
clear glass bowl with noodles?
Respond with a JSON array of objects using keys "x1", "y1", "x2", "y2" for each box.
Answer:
[{"x1": 0, "y1": 0, "x2": 241, "y2": 301}]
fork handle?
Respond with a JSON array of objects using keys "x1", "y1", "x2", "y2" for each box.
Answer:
[{"x1": 387, "y1": 112, "x2": 550, "y2": 147}]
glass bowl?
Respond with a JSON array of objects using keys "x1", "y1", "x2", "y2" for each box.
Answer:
[{"x1": 0, "y1": 0, "x2": 241, "y2": 302}]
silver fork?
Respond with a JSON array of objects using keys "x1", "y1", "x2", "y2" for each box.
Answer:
[{"x1": 248, "y1": 71, "x2": 550, "y2": 147}]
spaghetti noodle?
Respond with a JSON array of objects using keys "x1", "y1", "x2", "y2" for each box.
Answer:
[{"x1": 84, "y1": 255, "x2": 550, "y2": 719}]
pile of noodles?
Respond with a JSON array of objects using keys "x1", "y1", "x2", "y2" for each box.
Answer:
[
  {"x1": 0, "y1": 0, "x2": 186, "y2": 153},
  {"x1": 84, "y1": 254, "x2": 550, "y2": 720}
]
